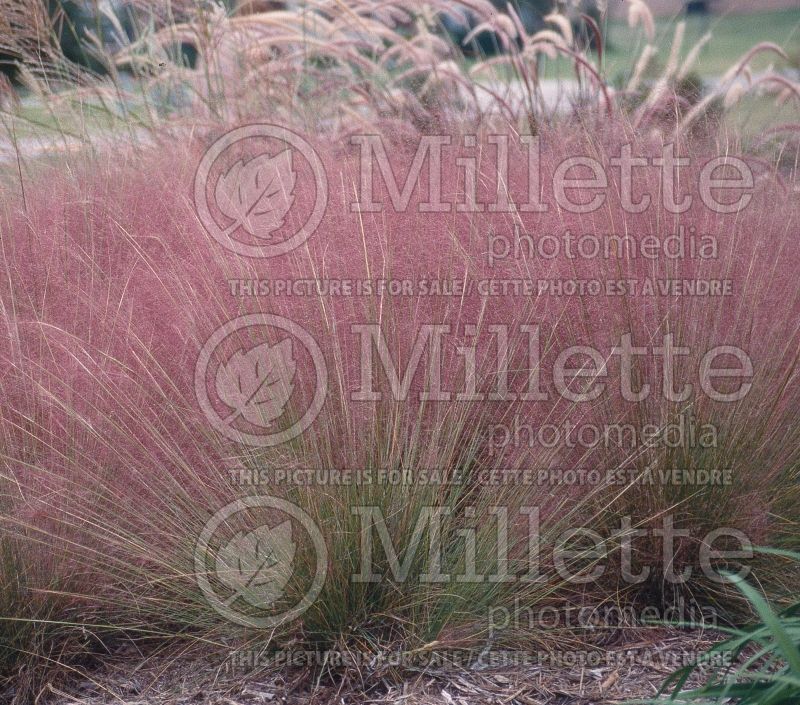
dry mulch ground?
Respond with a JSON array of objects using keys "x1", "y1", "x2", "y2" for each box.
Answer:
[{"x1": 6, "y1": 629, "x2": 728, "y2": 705}]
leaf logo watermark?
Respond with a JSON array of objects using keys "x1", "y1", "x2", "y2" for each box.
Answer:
[
  {"x1": 194, "y1": 124, "x2": 328, "y2": 258},
  {"x1": 215, "y1": 150, "x2": 296, "y2": 240},
  {"x1": 215, "y1": 521, "x2": 296, "y2": 609},
  {"x1": 216, "y1": 339, "x2": 297, "y2": 429},
  {"x1": 196, "y1": 496, "x2": 327, "y2": 628},
  {"x1": 195, "y1": 314, "x2": 327, "y2": 447}
]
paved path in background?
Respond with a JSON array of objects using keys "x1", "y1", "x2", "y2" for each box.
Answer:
[
  {"x1": 3, "y1": 70, "x2": 796, "y2": 164},
  {"x1": 0, "y1": 128, "x2": 151, "y2": 164},
  {"x1": 0, "y1": 79, "x2": 585, "y2": 164}
]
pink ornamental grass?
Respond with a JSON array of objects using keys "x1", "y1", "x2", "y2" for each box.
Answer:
[{"x1": 0, "y1": 120, "x2": 798, "y2": 654}]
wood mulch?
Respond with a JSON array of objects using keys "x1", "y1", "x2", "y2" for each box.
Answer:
[{"x1": 5, "y1": 628, "x2": 727, "y2": 705}]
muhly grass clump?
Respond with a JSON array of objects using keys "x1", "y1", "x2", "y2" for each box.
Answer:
[
  {"x1": 0, "y1": 116, "x2": 799, "y2": 697},
  {"x1": 1, "y1": 0, "x2": 798, "y2": 700}
]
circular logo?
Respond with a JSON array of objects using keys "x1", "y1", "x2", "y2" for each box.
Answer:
[
  {"x1": 195, "y1": 313, "x2": 327, "y2": 447},
  {"x1": 194, "y1": 123, "x2": 328, "y2": 258},
  {"x1": 195, "y1": 495, "x2": 328, "y2": 629}
]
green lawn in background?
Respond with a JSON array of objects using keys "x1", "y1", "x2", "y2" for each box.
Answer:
[
  {"x1": 0, "y1": 86, "x2": 159, "y2": 145},
  {"x1": 536, "y1": 8, "x2": 799, "y2": 137},
  {"x1": 539, "y1": 8, "x2": 800, "y2": 82}
]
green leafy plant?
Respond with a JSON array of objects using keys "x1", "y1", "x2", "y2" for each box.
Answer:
[{"x1": 642, "y1": 548, "x2": 800, "y2": 704}]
